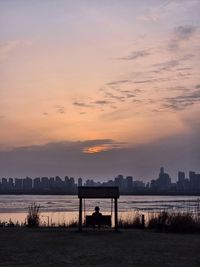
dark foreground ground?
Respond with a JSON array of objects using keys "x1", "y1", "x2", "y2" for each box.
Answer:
[{"x1": 0, "y1": 228, "x2": 199, "y2": 267}]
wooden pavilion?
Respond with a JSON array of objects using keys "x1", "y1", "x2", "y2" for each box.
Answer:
[{"x1": 78, "y1": 186, "x2": 120, "y2": 232}]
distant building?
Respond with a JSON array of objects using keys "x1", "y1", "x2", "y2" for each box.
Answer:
[
  {"x1": 177, "y1": 171, "x2": 186, "y2": 193},
  {"x1": 23, "y1": 177, "x2": 32, "y2": 192},
  {"x1": 15, "y1": 178, "x2": 23, "y2": 192},
  {"x1": 178, "y1": 171, "x2": 185, "y2": 182},
  {"x1": 78, "y1": 178, "x2": 82, "y2": 187},
  {"x1": 33, "y1": 177, "x2": 41, "y2": 191},
  {"x1": 49, "y1": 177, "x2": 55, "y2": 190},
  {"x1": 151, "y1": 167, "x2": 172, "y2": 192},
  {"x1": 189, "y1": 171, "x2": 200, "y2": 193},
  {"x1": 41, "y1": 177, "x2": 49, "y2": 191},
  {"x1": 126, "y1": 176, "x2": 133, "y2": 192},
  {"x1": 133, "y1": 180, "x2": 145, "y2": 189},
  {"x1": 1, "y1": 178, "x2": 8, "y2": 191},
  {"x1": 115, "y1": 175, "x2": 125, "y2": 191}
]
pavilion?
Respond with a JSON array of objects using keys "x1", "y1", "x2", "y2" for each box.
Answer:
[{"x1": 78, "y1": 186, "x2": 120, "y2": 231}]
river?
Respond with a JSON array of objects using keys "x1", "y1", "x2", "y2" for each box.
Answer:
[{"x1": 0, "y1": 195, "x2": 199, "y2": 225}]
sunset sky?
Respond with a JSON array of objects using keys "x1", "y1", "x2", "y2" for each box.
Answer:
[{"x1": 1, "y1": 0, "x2": 200, "y2": 180}]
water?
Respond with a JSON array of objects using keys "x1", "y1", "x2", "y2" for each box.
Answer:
[{"x1": 0, "y1": 195, "x2": 199, "y2": 225}]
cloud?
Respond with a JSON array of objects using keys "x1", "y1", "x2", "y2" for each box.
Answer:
[
  {"x1": 138, "y1": 13, "x2": 164, "y2": 22},
  {"x1": 73, "y1": 99, "x2": 114, "y2": 111},
  {"x1": 173, "y1": 25, "x2": 197, "y2": 40},
  {"x1": 164, "y1": 86, "x2": 188, "y2": 92},
  {"x1": 83, "y1": 139, "x2": 126, "y2": 154},
  {"x1": 104, "y1": 92, "x2": 126, "y2": 102},
  {"x1": 163, "y1": 88, "x2": 200, "y2": 110},
  {"x1": 167, "y1": 0, "x2": 200, "y2": 5},
  {"x1": 92, "y1": 100, "x2": 113, "y2": 105},
  {"x1": 72, "y1": 101, "x2": 92, "y2": 108},
  {"x1": 152, "y1": 55, "x2": 194, "y2": 73},
  {"x1": 119, "y1": 49, "x2": 151, "y2": 61},
  {"x1": 106, "y1": 80, "x2": 131, "y2": 86},
  {"x1": 102, "y1": 83, "x2": 139, "y2": 104},
  {"x1": 56, "y1": 106, "x2": 65, "y2": 114},
  {"x1": 125, "y1": 93, "x2": 135, "y2": 98},
  {"x1": 72, "y1": 82, "x2": 137, "y2": 111},
  {"x1": 176, "y1": 67, "x2": 193, "y2": 71},
  {"x1": 138, "y1": 1, "x2": 200, "y2": 23},
  {"x1": 153, "y1": 60, "x2": 180, "y2": 72},
  {"x1": 0, "y1": 40, "x2": 31, "y2": 61},
  {"x1": 100, "y1": 108, "x2": 134, "y2": 121},
  {"x1": 169, "y1": 25, "x2": 198, "y2": 50},
  {"x1": 0, "y1": 130, "x2": 200, "y2": 180},
  {"x1": 138, "y1": 6, "x2": 167, "y2": 23},
  {"x1": 133, "y1": 79, "x2": 154, "y2": 84},
  {"x1": 137, "y1": 2, "x2": 169, "y2": 22}
]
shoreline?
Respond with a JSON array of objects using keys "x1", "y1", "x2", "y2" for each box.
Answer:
[{"x1": 0, "y1": 193, "x2": 200, "y2": 196}]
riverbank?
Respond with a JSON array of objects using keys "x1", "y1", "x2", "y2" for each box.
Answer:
[{"x1": 0, "y1": 228, "x2": 199, "y2": 267}]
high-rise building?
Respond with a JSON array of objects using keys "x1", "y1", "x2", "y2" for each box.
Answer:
[
  {"x1": 78, "y1": 178, "x2": 82, "y2": 187},
  {"x1": 33, "y1": 177, "x2": 41, "y2": 191},
  {"x1": 1, "y1": 178, "x2": 8, "y2": 191},
  {"x1": 178, "y1": 171, "x2": 185, "y2": 183},
  {"x1": 23, "y1": 177, "x2": 32, "y2": 192},
  {"x1": 15, "y1": 178, "x2": 23, "y2": 192},
  {"x1": 41, "y1": 177, "x2": 50, "y2": 191},
  {"x1": 155, "y1": 167, "x2": 172, "y2": 191},
  {"x1": 8, "y1": 178, "x2": 14, "y2": 192},
  {"x1": 126, "y1": 176, "x2": 133, "y2": 192}
]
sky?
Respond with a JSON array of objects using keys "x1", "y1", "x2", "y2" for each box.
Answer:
[{"x1": 0, "y1": 0, "x2": 200, "y2": 181}]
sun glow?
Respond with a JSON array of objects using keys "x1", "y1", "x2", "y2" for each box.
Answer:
[{"x1": 83, "y1": 145, "x2": 111, "y2": 154}]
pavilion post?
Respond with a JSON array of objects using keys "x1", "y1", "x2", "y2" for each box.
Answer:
[
  {"x1": 79, "y1": 197, "x2": 82, "y2": 232},
  {"x1": 114, "y1": 198, "x2": 118, "y2": 232}
]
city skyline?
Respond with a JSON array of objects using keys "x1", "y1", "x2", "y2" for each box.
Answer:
[
  {"x1": 1, "y1": 167, "x2": 200, "y2": 195},
  {"x1": 1, "y1": 1, "x2": 200, "y2": 179}
]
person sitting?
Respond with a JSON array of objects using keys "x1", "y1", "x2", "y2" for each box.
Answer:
[{"x1": 92, "y1": 206, "x2": 102, "y2": 228}]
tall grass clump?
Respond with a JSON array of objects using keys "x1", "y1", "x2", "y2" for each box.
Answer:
[
  {"x1": 0, "y1": 221, "x2": 6, "y2": 227},
  {"x1": 169, "y1": 213, "x2": 194, "y2": 232},
  {"x1": 26, "y1": 203, "x2": 40, "y2": 227},
  {"x1": 118, "y1": 212, "x2": 144, "y2": 229},
  {"x1": 66, "y1": 219, "x2": 78, "y2": 228},
  {"x1": 56, "y1": 219, "x2": 78, "y2": 228},
  {"x1": 148, "y1": 211, "x2": 200, "y2": 233},
  {"x1": 148, "y1": 211, "x2": 169, "y2": 231}
]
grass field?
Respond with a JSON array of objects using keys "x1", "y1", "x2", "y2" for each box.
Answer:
[{"x1": 0, "y1": 228, "x2": 199, "y2": 267}]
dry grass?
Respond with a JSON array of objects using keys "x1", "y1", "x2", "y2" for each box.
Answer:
[
  {"x1": 26, "y1": 203, "x2": 40, "y2": 227},
  {"x1": 0, "y1": 228, "x2": 200, "y2": 267},
  {"x1": 148, "y1": 211, "x2": 200, "y2": 233},
  {"x1": 118, "y1": 212, "x2": 144, "y2": 229}
]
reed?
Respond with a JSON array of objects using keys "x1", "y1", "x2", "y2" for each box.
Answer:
[
  {"x1": 26, "y1": 203, "x2": 40, "y2": 227},
  {"x1": 148, "y1": 211, "x2": 200, "y2": 233},
  {"x1": 118, "y1": 212, "x2": 144, "y2": 229}
]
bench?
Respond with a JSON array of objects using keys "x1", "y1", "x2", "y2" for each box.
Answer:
[{"x1": 85, "y1": 215, "x2": 112, "y2": 228}]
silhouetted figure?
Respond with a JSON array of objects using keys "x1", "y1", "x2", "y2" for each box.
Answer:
[{"x1": 92, "y1": 206, "x2": 102, "y2": 229}]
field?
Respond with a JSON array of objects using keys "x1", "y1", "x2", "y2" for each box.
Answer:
[{"x1": 0, "y1": 228, "x2": 199, "y2": 267}]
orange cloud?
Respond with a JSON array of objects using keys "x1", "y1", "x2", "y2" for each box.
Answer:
[{"x1": 83, "y1": 145, "x2": 111, "y2": 154}]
